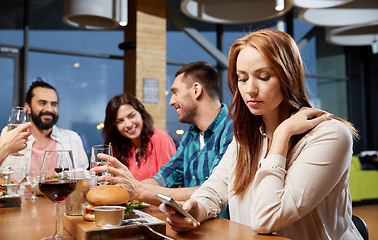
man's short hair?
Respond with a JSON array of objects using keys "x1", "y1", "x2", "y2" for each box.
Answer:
[
  {"x1": 175, "y1": 61, "x2": 220, "y2": 100},
  {"x1": 25, "y1": 78, "x2": 58, "y2": 105}
]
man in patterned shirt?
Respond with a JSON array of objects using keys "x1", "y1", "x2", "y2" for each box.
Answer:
[{"x1": 92, "y1": 62, "x2": 233, "y2": 217}]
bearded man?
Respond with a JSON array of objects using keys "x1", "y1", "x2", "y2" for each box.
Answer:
[{"x1": 1, "y1": 79, "x2": 88, "y2": 184}]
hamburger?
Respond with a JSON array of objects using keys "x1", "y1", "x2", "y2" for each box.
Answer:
[{"x1": 83, "y1": 185, "x2": 134, "y2": 222}]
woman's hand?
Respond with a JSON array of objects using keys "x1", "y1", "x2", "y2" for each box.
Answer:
[
  {"x1": 269, "y1": 108, "x2": 332, "y2": 157},
  {"x1": 159, "y1": 199, "x2": 202, "y2": 232},
  {"x1": 0, "y1": 122, "x2": 31, "y2": 154},
  {"x1": 89, "y1": 154, "x2": 140, "y2": 197},
  {"x1": 276, "y1": 107, "x2": 332, "y2": 139},
  {"x1": 0, "y1": 122, "x2": 31, "y2": 163}
]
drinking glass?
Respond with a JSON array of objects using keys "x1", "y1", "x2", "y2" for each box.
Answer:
[
  {"x1": 7, "y1": 106, "x2": 30, "y2": 156},
  {"x1": 25, "y1": 170, "x2": 40, "y2": 200},
  {"x1": 90, "y1": 144, "x2": 112, "y2": 183},
  {"x1": 39, "y1": 150, "x2": 77, "y2": 240},
  {"x1": 90, "y1": 144, "x2": 112, "y2": 168}
]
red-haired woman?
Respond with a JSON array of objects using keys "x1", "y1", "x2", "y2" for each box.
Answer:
[{"x1": 160, "y1": 29, "x2": 362, "y2": 240}]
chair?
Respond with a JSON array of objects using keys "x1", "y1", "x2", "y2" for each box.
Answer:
[
  {"x1": 352, "y1": 215, "x2": 369, "y2": 240},
  {"x1": 349, "y1": 156, "x2": 378, "y2": 202}
]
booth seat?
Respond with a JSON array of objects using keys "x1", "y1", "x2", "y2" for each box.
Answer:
[{"x1": 349, "y1": 156, "x2": 378, "y2": 202}]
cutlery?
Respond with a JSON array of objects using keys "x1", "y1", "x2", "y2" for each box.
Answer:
[{"x1": 122, "y1": 219, "x2": 176, "y2": 240}]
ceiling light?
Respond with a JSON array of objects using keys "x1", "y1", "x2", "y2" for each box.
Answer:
[
  {"x1": 299, "y1": 0, "x2": 378, "y2": 27},
  {"x1": 180, "y1": 0, "x2": 293, "y2": 24},
  {"x1": 117, "y1": 0, "x2": 128, "y2": 27},
  {"x1": 63, "y1": 0, "x2": 128, "y2": 30},
  {"x1": 293, "y1": 0, "x2": 352, "y2": 9},
  {"x1": 275, "y1": 0, "x2": 285, "y2": 12},
  {"x1": 326, "y1": 20, "x2": 378, "y2": 46}
]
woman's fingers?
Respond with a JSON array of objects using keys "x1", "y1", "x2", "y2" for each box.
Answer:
[
  {"x1": 282, "y1": 107, "x2": 333, "y2": 135},
  {"x1": 16, "y1": 122, "x2": 31, "y2": 133},
  {"x1": 182, "y1": 199, "x2": 195, "y2": 212},
  {"x1": 309, "y1": 112, "x2": 333, "y2": 124},
  {"x1": 302, "y1": 108, "x2": 331, "y2": 120},
  {"x1": 93, "y1": 164, "x2": 138, "y2": 192},
  {"x1": 168, "y1": 218, "x2": 198, "y2": 232},
  {"x1": 97, "y1": 175, "x2": 117, "y2": 184},
  {"x1": 90, "y1": 155, "x2": 128, "y2": 175},
  {"x1": 162, "y1": 207, "x2": 198, "y2": 232},
  {"x1": 91, "y1": 165, "x2": 116, "y2": 175},
  {"x1": 1, "y1": 126, "x2": 7, "y2": 135},
  {"x1": 97, "y1": 154, "x2": 124, "y2": 168},
  {"x1": 159, "y1": 200, "x2": 200, "y2": 232},
  {"x1": 303, "y1": 108, "x2": 333, "y2": 128}
]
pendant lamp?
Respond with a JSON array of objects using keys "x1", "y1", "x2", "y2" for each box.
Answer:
[
  {"x1": 180, "y1": 0, "x2": 293, "y2": 24},
  {"x1": 63, "y1": 0, "x2": 128, "y2": 30}
]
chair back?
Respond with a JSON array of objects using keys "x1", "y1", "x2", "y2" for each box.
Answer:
[
  {"x1": 350, "y1": 156, "x2": 362, "y2": 172},
  {"x1": 352, "y1": 215, "x2": 369, "y2": 240}
]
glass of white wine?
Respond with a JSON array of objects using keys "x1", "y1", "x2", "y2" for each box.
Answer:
[{"x1": 7, "y1": 106, "x2": 30, "y2": 156}]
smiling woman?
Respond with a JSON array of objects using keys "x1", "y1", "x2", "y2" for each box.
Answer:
[{"x1": 102, "y1": 92, "x2": 177, "y2": 180}]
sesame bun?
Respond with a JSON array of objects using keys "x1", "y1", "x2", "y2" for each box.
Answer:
[{"x1": 86, "y1": 185, "x2": 130, "y2": 206}]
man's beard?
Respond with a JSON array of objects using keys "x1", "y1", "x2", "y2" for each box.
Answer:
[
  {"x1": 31, "y1": 110, "x2": 59, "y2": 130},
  {"x1": 178, "y1": 96, "x2": 197, "y2": 124}
]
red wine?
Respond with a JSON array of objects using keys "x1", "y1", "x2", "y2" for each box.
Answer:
[{"x1": 39, "y1": 180, "x2": 77, "y2": 203}]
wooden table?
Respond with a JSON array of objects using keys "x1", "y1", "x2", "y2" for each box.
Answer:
[{"x1": 0, "y1": 196, "x2": 289, "y2": 240}]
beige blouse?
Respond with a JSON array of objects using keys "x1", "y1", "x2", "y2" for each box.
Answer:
[{"x1": 191, "y1": 119, "x2": 363, "y2": 240}]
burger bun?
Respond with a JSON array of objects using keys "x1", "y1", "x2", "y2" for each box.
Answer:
[{"x1": 87, "y1": 185, "x2": 130, "y2": 205}]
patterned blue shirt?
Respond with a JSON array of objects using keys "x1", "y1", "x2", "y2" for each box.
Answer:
[{"x1": 153, "y1": 103, "x2": 233, "y2": 188}]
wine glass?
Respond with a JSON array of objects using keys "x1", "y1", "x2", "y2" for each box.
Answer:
[
  {"x1": 25, "y1": 170, "x2": 40, "y2": 200},
  {"x1": 39, "y1": 150, "x2": 77, "y2": 240},
  {"x1": 90, "y1": 144, "x2": 112, "y2": 180},
  {"x1": 7, "y1": 106, "x2": 30, "y2": 156}
]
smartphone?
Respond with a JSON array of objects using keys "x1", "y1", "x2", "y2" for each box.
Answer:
[{"x1": 156, "y1": 193, "x2": 198, "y2": 223}]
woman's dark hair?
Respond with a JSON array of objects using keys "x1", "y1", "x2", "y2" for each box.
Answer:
[{"x1": 103, "y1": 92, "x2": 154, "y2": 167}]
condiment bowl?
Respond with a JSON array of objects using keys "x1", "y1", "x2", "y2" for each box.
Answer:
[
  {"x1": 93, "y1": 206, "x2": 125, "y2": 227},
  {"x1": 2, "y1": 184, "x2": 19, "y2": 195}
]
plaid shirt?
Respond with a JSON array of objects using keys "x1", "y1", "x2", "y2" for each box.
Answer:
[{"x1": 153, "y1": 103, "x2": 233, "y2": 188}]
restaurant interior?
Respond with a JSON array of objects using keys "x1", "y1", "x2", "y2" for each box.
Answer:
[{"x1": 0, "y1": 0, "x2": 377, "y2": 239}]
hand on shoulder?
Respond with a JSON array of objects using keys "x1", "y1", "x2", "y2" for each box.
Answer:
[{"x1": 275, "y1": 107, "x2": 333, "y2": 138}]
